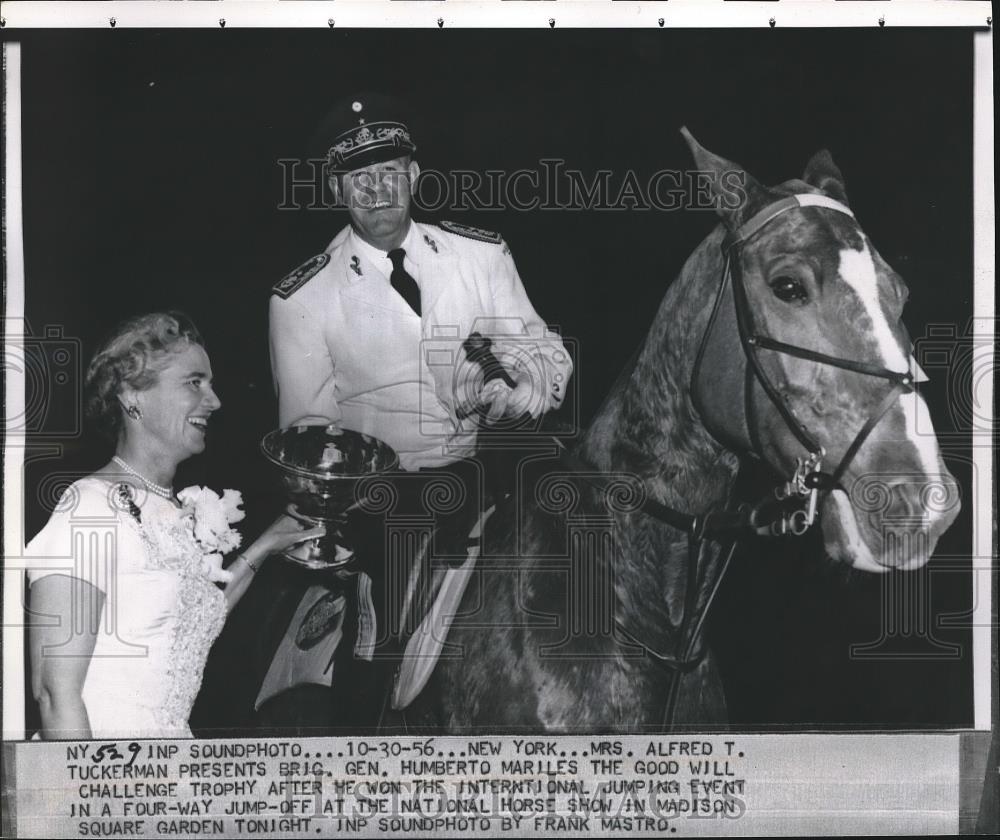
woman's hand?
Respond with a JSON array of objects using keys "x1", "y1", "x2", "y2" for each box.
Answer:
[
  {"x1": 250, "y1": 513, "x2": 326, "y2": 558},
  {"x1": 223, "y1": 513, "x2": 326, "y2": 612}
]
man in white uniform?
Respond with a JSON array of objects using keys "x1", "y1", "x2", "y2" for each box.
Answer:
[
  {"x1": 263, "y1": 93, "x2": 572, "y2": 731},
  {"x1": 270, "y1": 93, "x2": 571, "y2": 468}
]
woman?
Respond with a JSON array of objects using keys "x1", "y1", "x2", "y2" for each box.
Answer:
[{"x1": 27, "y1": 311, "x2": 323, "y2": 739}]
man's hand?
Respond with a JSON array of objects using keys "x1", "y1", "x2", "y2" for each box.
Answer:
[
  {"x1": 480, "y1": 369, "x2": 546, "y2": 422},
  {"x1": 453, "y1": 332, "x2": 550, "y2": 422}
]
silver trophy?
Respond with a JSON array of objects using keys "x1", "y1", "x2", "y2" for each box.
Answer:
[{"x1": 261, "y1": 424, "x2": 399, "y2": 570}]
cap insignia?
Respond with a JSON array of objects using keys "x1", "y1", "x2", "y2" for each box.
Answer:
[{"x1": 328, "y1": 122, "x2": 414, "y2": 167}]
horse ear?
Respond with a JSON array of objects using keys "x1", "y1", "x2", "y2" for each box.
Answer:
[
  {"x1": 680, "y1": 126, "x2": 772, "y2": 232},
  {"x1": 802, "y1": 149, "x2": 850, "y2": 206}
]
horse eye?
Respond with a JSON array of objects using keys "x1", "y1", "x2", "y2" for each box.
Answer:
[{"x1": 770, "y1": 275, "x2": 808, "y2": 304}]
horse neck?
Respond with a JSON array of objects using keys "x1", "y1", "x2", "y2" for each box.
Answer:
[
  {"x1": 575, "y1": 229, "x2": 740, "y2": 637},
  {"x1": 578, "y1": 227, "x2": 738, "y2": 513}
]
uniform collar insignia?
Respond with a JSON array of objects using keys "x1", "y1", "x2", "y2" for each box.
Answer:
[
  {"x1": 423, "y1": 234, "x2": 439, "y2": 254},
  {"x1": 350, "y1": 255, "x2": 363, "y2": 276}
]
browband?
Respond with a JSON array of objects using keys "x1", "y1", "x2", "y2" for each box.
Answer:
[{"x1": 723, "y1": 193, "x2": 855, "y2": 252}]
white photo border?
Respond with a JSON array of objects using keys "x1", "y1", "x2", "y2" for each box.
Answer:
[{"x1": 1, "y1": 3, "x2": 995, "y2": 837}]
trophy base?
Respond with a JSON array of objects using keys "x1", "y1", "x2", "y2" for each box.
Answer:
[{"x1": 281, "y1": 508, "x2": 357, "y2": 572}]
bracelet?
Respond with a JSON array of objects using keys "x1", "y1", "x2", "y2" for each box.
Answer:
[{"x1": 239, "y1": 553, "x2": 260, "y2": 574}]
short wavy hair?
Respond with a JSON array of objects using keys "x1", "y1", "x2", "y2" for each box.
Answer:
[{"x1": 84, "y1": 311, "x2": 206, "y2": 443}]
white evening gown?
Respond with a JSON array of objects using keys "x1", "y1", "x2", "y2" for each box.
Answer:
[{"x1": 26, "y1": 476, "x2": 227, "y2": 738}]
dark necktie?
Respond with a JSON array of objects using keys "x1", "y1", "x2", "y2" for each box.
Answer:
[{"x1": 387, "y1": 248, "x2": 421, "y2": 316}]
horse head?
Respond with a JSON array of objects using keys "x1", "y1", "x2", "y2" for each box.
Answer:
[{"x1": 681, "y1": 129, "x2": 960, "y2": 572}]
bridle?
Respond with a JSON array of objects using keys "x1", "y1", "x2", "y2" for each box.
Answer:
[
  {"x1": 625, "y1": 192, "x2": 927, "y2": 727},
  {"x1": 691, "y1": 192, "x2": 925, "y2": 536},
  {"x1": 558, "y1": 192, "x2": 924, "y2": 541}
]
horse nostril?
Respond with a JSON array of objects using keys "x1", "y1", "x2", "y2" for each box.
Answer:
[
  {"x1": 887, "y1": 482, "x2": 924, "y2": 522},
  {"x1": 885, "y1": 478, "x2": 960, "y2": 529}
]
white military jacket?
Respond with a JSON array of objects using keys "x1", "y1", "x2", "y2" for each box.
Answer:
[{"x1": 269, "y1": 220, "x2": 573, "y2": 470}]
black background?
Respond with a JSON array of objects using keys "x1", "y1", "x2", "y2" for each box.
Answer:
[{"x1": 10, "y1": 29, "x2": 975, "y2": 731}]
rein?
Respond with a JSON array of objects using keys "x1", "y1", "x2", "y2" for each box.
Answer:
[{"x1": 554, "y1": 445, "x2": 739, "y2": 729}]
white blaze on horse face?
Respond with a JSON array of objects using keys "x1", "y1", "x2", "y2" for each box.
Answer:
[
  {"x1": 837, "y1": 244, "x2": 909, "y2": 372},
  {"x1": 837, "y1": 242, "x2": 948, "y2": 525},
  {"x1": 901, "y1": 387, "x2": 946, "y2": 491}
]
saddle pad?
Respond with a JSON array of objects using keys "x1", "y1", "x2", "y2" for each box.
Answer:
[
  {"x1": 391, "y1": 505, "x2": 495, "y2": 710},
  {"x1": 255, "y1": 584, "x2": 346, "y2": 710}
]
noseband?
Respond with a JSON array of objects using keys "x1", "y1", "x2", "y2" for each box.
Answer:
[{"x1": 692, "y1": 193, "x2": 923, "y2": 535}]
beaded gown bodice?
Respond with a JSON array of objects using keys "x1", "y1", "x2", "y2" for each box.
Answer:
[{"x1": 122, "y1": 485, "x2": 228, "y2": 734}]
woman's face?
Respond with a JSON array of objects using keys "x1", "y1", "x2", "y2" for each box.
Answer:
[{"x1": 128, "y1": 342, "x2": 221, "y2": 462}]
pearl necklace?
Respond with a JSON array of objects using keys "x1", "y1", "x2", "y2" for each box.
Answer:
[{"x1": 112, "y1": 455, "x2": 174, "y2": 500}]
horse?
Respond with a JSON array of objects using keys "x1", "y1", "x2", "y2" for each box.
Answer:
[{"x1": 403, "y1": 129, "x2": 962, "y2": 733}]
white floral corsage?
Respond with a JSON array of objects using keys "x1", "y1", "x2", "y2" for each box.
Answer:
[{"x1": 177, "y1": 486, "x2": 246, "y2": 583}]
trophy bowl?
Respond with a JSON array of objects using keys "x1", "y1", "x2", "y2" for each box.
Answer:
[{"x1": 261, "y1": 425, "x2": 399, "y2": 570}]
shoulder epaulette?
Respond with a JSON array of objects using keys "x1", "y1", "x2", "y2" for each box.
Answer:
[
  {"x1": 271, "y1": 253, "x2": 330, "y2": 299},
  {"x1": 438, "y1": 220, "x2": 503, "y2": 245}
]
